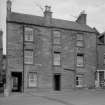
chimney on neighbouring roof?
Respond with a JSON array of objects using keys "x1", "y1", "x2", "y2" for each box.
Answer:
[
  {"x1": 76, "y1": 10, "x2": 87, "y2": 25},
  {"x1": 44, "y1": 6, "x2": 52, "y2": 26},
  {"x1": 7, "y1": 0, "x2": 12, "y2": 16}
]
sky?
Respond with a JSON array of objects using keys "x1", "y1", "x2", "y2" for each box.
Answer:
[{"x1": 0, "y1": 0, "x2": 105, "y2": 54}]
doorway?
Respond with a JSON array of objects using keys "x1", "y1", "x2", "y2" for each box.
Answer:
[
  {"x1": 54, "y1": 74, "x2": 61, "y2": 91},
  {"x1": 11, "y1": 72, "x2": 22, "y2": 92}
]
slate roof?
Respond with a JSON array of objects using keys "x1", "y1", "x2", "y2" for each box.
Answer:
[{"x1": 7, "y1": 12, "x2": 95, "y2": 33}]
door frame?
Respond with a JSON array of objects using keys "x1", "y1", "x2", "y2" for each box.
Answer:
[
  {"x1": 11, "y1": 72, "x2": 22, "y2": 92},
  {"x1": 53, "y1": 73, "x2": 61, "y2": 91}
]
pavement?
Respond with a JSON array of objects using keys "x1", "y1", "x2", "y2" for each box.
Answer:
[{"x1": 0, "y1": 89, "x2": 105, "y2": 105}]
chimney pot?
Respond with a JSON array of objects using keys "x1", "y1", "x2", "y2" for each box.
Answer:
[{"x1": 45, "y1": 6, "x2": 51, "y2": 12}]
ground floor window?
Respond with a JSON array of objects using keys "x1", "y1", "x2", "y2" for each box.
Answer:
[
  {"x1": 96, "y1": 70, "x2": 105, "y2": 88},
  {"x1": 76, "y1": 74, "x2": 83, "y2": 87},
  {"x1": 28, "y1": 72, "x2": 37, "y2": 88}
]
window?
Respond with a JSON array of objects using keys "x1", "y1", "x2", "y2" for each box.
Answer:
[
  {"x1": 76, "y1": 75, "x2": 83, "y2": 87},
  {"x1": 24, "y1": 27, "x2": 34, "y2": 41},
  {"x1": 24, "y1": 50, "x2": 33, "y2": 64},
  {"x1": 28, "y1": 72, "x2": 37, "y2": 87},
  {"x1": 77, "y1": 54, "x2": 84, "y2": 67},
  {"x1": 76, "y1": 34, "x2": 84, "y2": 47},
  {"x1": 53, "y1": 52, "x2": 61, "y2": 66},
  {"x1": 53, "y1": 31, "x2": 61, "y2": 45},
  {"x1": 104, "y1": 53, "x2": 105, "y2": 64}
]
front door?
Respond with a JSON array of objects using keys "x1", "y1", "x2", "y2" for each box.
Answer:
[
  {"x1": 11, "y1": 72, "x2": 22, "y2": 92},
  {"x1": 54, "y1": 74, "x2": 61, "y2": 91}
]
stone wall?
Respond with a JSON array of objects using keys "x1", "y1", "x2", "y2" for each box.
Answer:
[{"x1": 7, "y1": 22, "x2": 97, "y2": 92}]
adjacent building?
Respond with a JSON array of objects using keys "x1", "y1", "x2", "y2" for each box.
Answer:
[
  {"x1": 96, "y1": 32, "x2": 105, "y2": 88},
  {"x1": 6, "y1": 0, "x2": 97, "y2": 94},
  {"x1": 0, "y1": 30, "x2": 3, "y2": 84}
]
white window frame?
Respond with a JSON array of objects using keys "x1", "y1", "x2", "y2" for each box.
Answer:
[
  {"x1": 77, "y1": 54, "x2": 84, "y2": 67},
  {"x1": 104, "y1": 53, "x2": 105, "y2": 64},
  {"x1": 53, "y1": 52, "x2": 61, "y2": 66},
  {"x1": 76, "y1": 34, "x2": 84, "y2": 47},
  {"x1": 24, "y1": 50, "x2": 34, "y2": 64},
  {"x1": 28, "y1": 72, "x2": 37, "y2": 88},
  {"x1": 53, "y1": 31, "x2": 61, "y2": 45},
  {"x1": 24, "y1": 27, "x2": 34, "y2": 42},
  {"x1": 76, "y1": 74, "x2": 83, "y2": 87}
]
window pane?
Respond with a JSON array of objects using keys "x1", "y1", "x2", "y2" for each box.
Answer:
[
  {"x1": 77, "y1": 54, "x2": 84, "y2": 67},
  {"x1": 28, "y1": 72, "x2": 37, "y2": 87},
  {"x1": 104, "y1": 53, "x2": 105, "y2": 64},
  {"x1": 25, "y1": 27, "x2": 34, "y2": 41},
  {"x1": 53, "y1": 38, "x2": 60, "y2": 44},
  {"x1": 53, "y1": 31, "x2": 61, "y2": 45},
  {"x1": 53, "y1": 31, "x2": 61, "y2": 37},
  {"x1": 77, "y1": 34, "x2": 83, "y2": 40},
  {"x1": 76, "y1": 75, "x2": 83, "y2": 87},
  {"x1": 24, "y1": 50, "x2": 33, "y2": 64},
  {"x1": 76, "y1": 41, "x2": 83, "y2": 47},
  {"x1": 76, "y1": 34, "x2": 84, "y2": 47},
  {"x1": 53, "y1": 53, "x2": 60, "y2": 65}
]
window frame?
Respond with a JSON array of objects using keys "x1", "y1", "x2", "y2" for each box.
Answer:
[
  {"x1": 24, "y1": 27, "x2": 34, "y2": 42},
  {"x1": 76, "y1": 53, "x2": 84, "y2": 67},
  {"x1": 53, "y1": 30, "x2": 61, "y2": 45},
  {"x1": 104, "y1": 53, "x2": 105, "y2": 64},
  {"x1": 53, "y1": 51, "x2": 61, "y2": 66},
  {"x1": 28, "y1": 72, "x2": 37, "y2": 88},
  {"x1": 24, "y1": 49, "x2": 34, "y2": 65},
  {"x1": 76, "y1": 34, "x2": 84, "y2": 47},
  {"x1": 76, "y1": 74, "x2": 83, "y2": 87}
]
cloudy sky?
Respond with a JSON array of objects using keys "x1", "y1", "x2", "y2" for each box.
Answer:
[{"x1": 0, "y1": 0, "x2": 105, "y2": 54}]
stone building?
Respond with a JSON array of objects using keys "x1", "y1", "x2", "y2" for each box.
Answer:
[
  {"x1": 0, "y1": 30, "x2": 3, "y2": 84},
  {"x1": 96, "y1": 32, "x2": 105, "y2": 88},
  {"x1": 6, "y1": 0, "x2": 97, "y2": 94}
]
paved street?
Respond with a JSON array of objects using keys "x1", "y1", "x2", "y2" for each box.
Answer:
[{"x1": 0, "y1": 89, "x2": 105, "y2": 105}]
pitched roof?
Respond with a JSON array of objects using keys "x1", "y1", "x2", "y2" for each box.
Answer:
[{"x1": 7, "y1": 12, "x2": 95, "y2": 33}]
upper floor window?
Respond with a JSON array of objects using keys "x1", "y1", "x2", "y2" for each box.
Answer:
[
  {"x1": 104, "y1": 53, "x2": 105, "y2": 64},
  {"x1": 53, "y1": 31, "x2": 61, "y2": 45},
  {"x1": 24, "y1": 27, "x2": 34, "y2": 42},
  {"x1": 77, "y1": 53, "x2": 84, "y2": 67},
  {"x1": 53, "y1": 52, "x2": 61, "y2": 66},
  {"x1": 76, "y1": 34, "x2": 84, "y2": 47},
  {"x1": 24, "y1": 50, "x2": 33, "y2": 64}
]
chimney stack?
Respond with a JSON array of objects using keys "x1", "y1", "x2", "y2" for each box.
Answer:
[
  {"x1": 7, "y1": 0, "x2": 12, "y2": 16},
  {"x1": 44, "y1": 6, "x2": 52, "y2": 26},
  {"x1": 76, "y1": 10, "x2": 87, "y2": 25}
]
